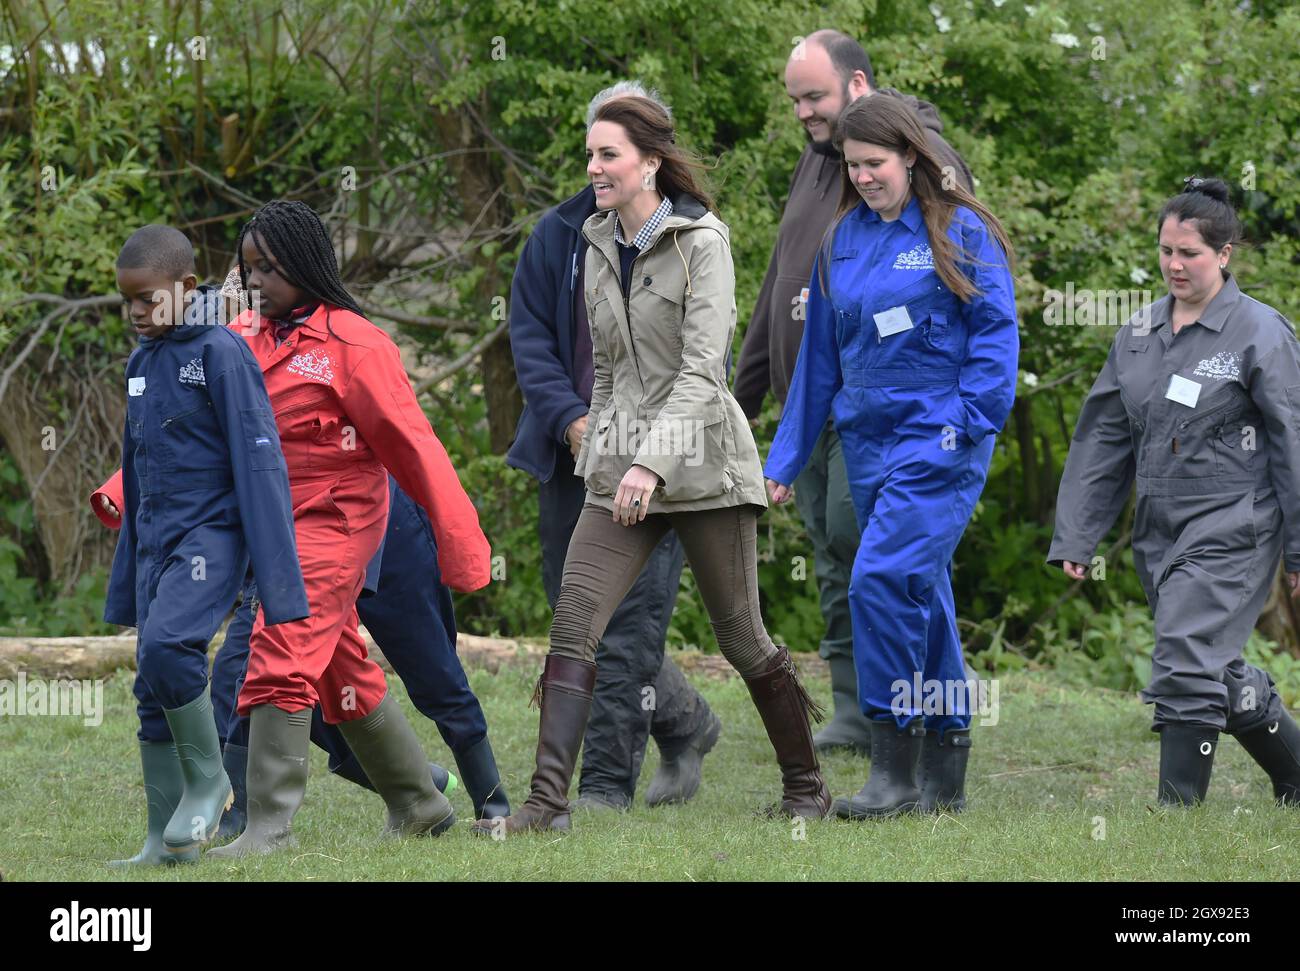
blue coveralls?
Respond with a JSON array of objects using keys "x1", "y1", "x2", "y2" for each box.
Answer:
[
  {"x1": 104, "y1": 288, "x2": 308, "y2": 742},
  {"x1": 213, "y1": 476, "x2": 488, "y2": 766},
  {"x1": 765, "y1": 198, "x2": 1018, "y2": 734}
]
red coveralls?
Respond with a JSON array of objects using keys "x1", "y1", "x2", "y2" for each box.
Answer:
[
  {"x1": 94, "y1": 306, "x2": 491, "y2": 723},
  {"x1": 228, "y1": 305, "x2": 490, "y2": 723}
]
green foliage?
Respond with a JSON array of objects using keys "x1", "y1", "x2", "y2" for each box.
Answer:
[{"x1": 5, "y1": 0, "x2": 1300, "y2": 692}]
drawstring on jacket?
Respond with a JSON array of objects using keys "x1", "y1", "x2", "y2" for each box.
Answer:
[{"x1": 673, "y1": 229, "x2": 694, "y2": 297}]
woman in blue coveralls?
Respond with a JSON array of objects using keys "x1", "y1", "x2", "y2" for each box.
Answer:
[{"x1": 764, "y1": 94, "x2": 1019, "y2": 819}]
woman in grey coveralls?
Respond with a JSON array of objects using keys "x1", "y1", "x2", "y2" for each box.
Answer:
[{"x1": 1048, "y1": 178, "x2": 1300, "y2": 807}]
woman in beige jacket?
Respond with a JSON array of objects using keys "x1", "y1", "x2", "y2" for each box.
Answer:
[{"x1": 475, "y1": 94, "x2": 831, "y2": 834}]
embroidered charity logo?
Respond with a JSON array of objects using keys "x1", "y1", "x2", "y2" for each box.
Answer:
[
  {"x1": 1192, "y1": 351, "x2": 1242, "y2": 381},
  {"x1": 893, "y1": 243, "x2": 934, "y2": 270},
  {"x1": 178, "y1": 358, "x2": 206, "y2": 387},
  {"x1": 286, "y1": 349, "x2": 335, "y2": 384}
]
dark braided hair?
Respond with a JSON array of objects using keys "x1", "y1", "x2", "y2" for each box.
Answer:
[{"x1": 235, "y1": 200, "x2": 365, "y2": 317}]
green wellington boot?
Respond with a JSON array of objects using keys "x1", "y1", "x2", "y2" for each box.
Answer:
[
  {"x1": 160, "y1": 687, "x2": 233, "y2": 853},
  {"x1": 336, "y1": 693, "x2": 455, "y2": 838},
  {"x1": 206, "y1": 705, "x2": 311, "y2": 858},
  {"x1": 109, "y1": 742, "x2": 200, "y2": 867}
]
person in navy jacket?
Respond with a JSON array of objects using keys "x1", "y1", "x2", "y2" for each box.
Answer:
[
  {"x1": 765, "y1": 95, "x2": 1018, "y2": 820},
  {"x1": 506, "y1": 82, "x2": 721, "y2": 810},
  {"x1": 105, "y1": 225, "x2": 307, "y2": 866}
]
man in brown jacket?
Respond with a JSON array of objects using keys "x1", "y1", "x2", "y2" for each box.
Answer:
[{"x1": 734, "y1": 29, "x2": 973, "y2": 753}]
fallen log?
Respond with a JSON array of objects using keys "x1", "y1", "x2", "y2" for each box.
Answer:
[{"x1": 0, "y1": 629, "x2": 816, "y2": 682}]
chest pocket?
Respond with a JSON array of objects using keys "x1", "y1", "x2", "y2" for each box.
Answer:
[
  {"x1": 642, "y1": 275, "x2": 685, "y2": 345},
  {"x1": 273, "y1": 385, "x2": 331, "y2": 445},
  {"x1": 274, "y1": 386, "x2": 330, "y2": 418},
  {"x1": 587, "y1": 290, "x2": 616, "y2": 340},
  {"x1": 873, "y1": 273, "x2": 946, "y2": 320}
]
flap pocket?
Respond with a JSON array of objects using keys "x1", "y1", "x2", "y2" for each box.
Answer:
[
  {"x1": 274, "y1": 386, "x2": 331, "y2": 418},
  {"x1": 892, "y1": 273, "x2": 945, "y2": 307},
  {"x1": 596, "y1": 403, "x2": 617, "y2": 434},
  {"x1": 643, "y1": 275, "x2": 684, "y2": 307}
]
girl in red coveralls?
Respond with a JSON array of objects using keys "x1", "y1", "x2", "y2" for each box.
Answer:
[{"x1": 209, "y1": 201, "x2": 492, "y2": 857}]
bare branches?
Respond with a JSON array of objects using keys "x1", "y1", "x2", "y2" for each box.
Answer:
[
  {"x1": 0, "y1": 294, "x2": 121, "y2": 406},
  {"x1": 414, "y1": 320, "x2": 507, "y2": 393}
]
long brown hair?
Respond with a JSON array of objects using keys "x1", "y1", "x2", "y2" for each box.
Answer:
[
  {"x1": 816, "y1": 94, "x2": 1014, "y2": 302},
  {"x1": 591, "y1": 95, "x2": 716, "y2": 213}
]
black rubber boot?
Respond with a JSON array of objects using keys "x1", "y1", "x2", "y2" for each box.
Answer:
[
  {"x1": 918, "y1": 729, "x2": 972, "y2": 814},
  {"x1": 1157, "y1": 723, "x2": 1218, "y2": 807},
  {"x1": 214, "y1": 743, "x2": 248, "y2": 841},
  {"x1": 813, "y1": 654, "x2": 872, "y2": 755},
  {"x1": 573, "y1": 790, "x2": 629, "y2": 812},
  {"x1": 109, "y1": 742, "x2": 200, "y2": 867},
  {"x1": 1234, "y1": 705, "x2": 1300, "y2": 805},
  {"x1": 335, "y1": 694, "x2": 455, "y2": 838},
  {"x1": 833, "y1": 718, "x2": 925, "y2": 819},
  {"x1": 644, "y1": 711, "x2": 722, "y2": 808},
  {"x1": 453, "y1": 735, "x2": 512, "y2": 820}
]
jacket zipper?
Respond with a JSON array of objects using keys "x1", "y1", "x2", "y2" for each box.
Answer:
[
  {"x1": 1171, "y1": 399, "x2": 1240, "y2": 454},
  {"x1": 594, "y1": 239, "x2": 646, "y2": 385},
  {"x1": 161, "y1": 404, "x2": 208, "y2": 429}
]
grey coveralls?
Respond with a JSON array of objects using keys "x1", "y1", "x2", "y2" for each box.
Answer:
[{"x1": 1048, "y1": 274, "x2": 1300, "y2": 731}]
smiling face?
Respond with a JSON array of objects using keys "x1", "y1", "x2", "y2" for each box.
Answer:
[
  {"x1": 585, "y1": 119, "x2": 656, "y2": 212},
  {"x1": 240, "y1": 231, "x2": 308, "y2": 320},
  {"x1": 1159, "y1": 217, "x2": 1229, "y2": 308},
  {"x1": 842, "y1": 138, "x2": 915, "y2": 221},
  {"x1": 116, "y1": 266, "x2": 196, "y2": 340},
  {"x1": 785, "y1": 42, "x2": 869, "y2": 144}
]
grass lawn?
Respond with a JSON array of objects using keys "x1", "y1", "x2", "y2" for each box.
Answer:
[{"x1": 1, "y1": 661, "x2": 1295, "y2": 882}]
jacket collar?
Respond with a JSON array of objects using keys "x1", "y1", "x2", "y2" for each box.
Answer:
[
  {"x1": 556, "y1": 184, "x2": 598, "y2": 232},
  {"x1": 1144, "y1": 272, "x2": 1239, "y2": 335},
  {"x1": 250, "y1": 302, "x2": 331, "y2": 342},
  {"x1": 138, "y1": 284, "x2": 221, "y2": 345},
  {"x1": 851, "y1": 194, "x2": 924, "y2": 234},
  {"x1": 584, "y1": 191, "x2": 710, "y2": 253}
]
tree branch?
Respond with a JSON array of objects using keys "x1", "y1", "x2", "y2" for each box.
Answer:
[{"x1": 414, "y1": 320, "x2": 507, "y2": 393}]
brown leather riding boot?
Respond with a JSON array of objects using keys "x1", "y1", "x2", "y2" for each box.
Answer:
[
  {"x1": 743, "y1": 647, "x2": 833, "y2": 819},
  {"x1": 472, "y1": 654, "x2": 596, "y2": 836}
]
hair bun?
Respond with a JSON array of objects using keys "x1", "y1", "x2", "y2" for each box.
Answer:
[{"x1": 1182, "y1": 176, "x2": 1231, "y2": 204}]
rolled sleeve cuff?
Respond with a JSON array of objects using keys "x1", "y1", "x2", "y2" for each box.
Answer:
[{"x1": 553, "y1": 402, "x2": 591, "y2": 446}]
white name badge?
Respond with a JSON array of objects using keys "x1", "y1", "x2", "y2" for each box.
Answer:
[
  {"x1": 1165, "y1": 374, "x2": 1202, "y2": 408},
  {"x1": 128, "y1": 377, "x2": 147, "y2": 397},
  {"x1": 873, "y1": 305, "x2": 914, "y2": 339}
]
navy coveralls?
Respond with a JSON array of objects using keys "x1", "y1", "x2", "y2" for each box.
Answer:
[
  {"x1": 105, "y1": 287, "x2": 307, "y2": 742},
  {"x1": 766, "y1": 198, "x2": 1019, "y2": 733}
]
